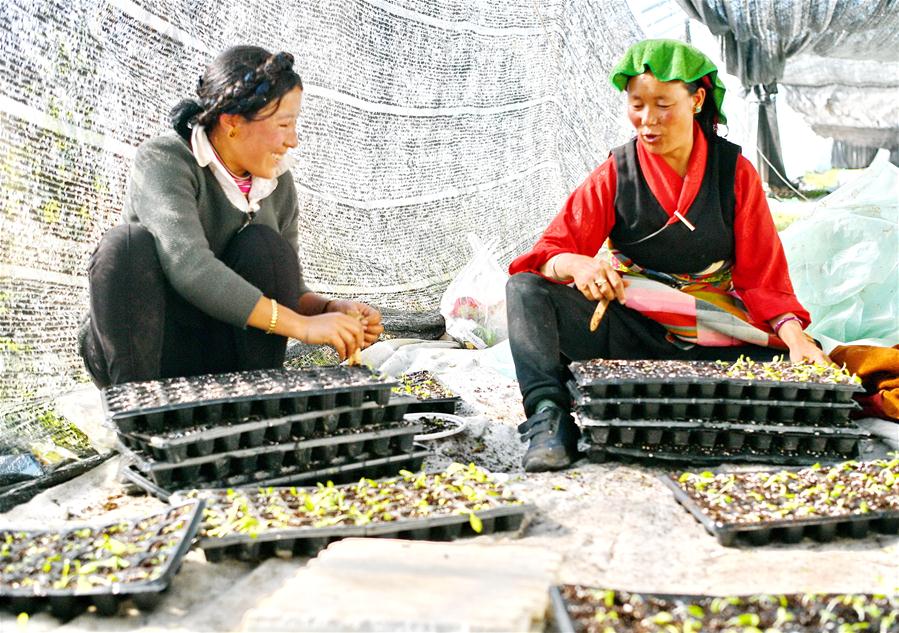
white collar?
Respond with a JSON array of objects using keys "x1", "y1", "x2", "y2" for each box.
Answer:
[{"x1": 191, "y1": 125, "x2": 293, "y2": 214}]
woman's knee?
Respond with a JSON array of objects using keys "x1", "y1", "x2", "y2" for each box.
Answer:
[
  {"x1": 222, "y1": 224, "x2": 299, "y2": 298},
  {"x1": 90, "y1": 223, "x2": 153, "y2": 262},
  {"x1": 506, "y1": 272, "x2": 549, "y2": 302},
  {"x1": 225, "y1": 224, "x2": 295, "y2": 263},
  {"x1": 88, "y1": 223, "x2": 162, "y2": 284}
]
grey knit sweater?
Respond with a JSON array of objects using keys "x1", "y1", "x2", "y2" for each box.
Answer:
[{"x1": 123, "y1": 133, "x2": 309, "y2": 328}]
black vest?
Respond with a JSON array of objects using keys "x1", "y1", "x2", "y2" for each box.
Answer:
[{"x1": 609, "y1": 136, "x2": 740, "y2": 274}]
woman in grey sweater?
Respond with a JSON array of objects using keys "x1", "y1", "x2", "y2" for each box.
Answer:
[{"x1": 79, "y1": 46, "x2": 381, "y2": 387}]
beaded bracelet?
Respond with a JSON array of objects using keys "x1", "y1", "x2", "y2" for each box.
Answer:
[
  {"x1": 265, "y1": 298, "x2": 279, "y2": 335},
  {"x1": 772, "y1": 315, "x2": 802, "y2": 335}
]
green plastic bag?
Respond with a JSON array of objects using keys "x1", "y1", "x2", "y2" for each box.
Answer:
[{"x1": 780, "y1": 161, "x2": 898, "y2": 348}]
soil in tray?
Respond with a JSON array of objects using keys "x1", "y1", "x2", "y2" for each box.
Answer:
[
  {"x1": 0, "y1": 504, "x2": 196, "y2": 596},
  {"x1": 183, "y1": 463, "x2": 523, "y2": 538},
  {"x1": 104, "y1": 366, "x2": 393, "y2": 418},
  {"x1": 673, "y1": 458, "x2": 899, "y2": 526},
  {"x1": 408, "y1": 415, "x2": 462, "y2": 436},
  {"x1": 572, "y1": 357, "x2": 860, "y2": 386},
  {"x1": 557, "y1": 584, "x2": 899, "y2": 633},
  {"x1": 391, "y1": 370, "x2": 457, "y2": 400}
]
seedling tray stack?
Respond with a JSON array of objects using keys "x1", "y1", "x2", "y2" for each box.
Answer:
[
  {"x1": 103, "y1": 367, "x2": 426, "y2": 497},
  {"x1": 550, "y1": 584, "x2": 899, "y2": 633},
  {"x1": 170, "y1": 463, "x2": 534, "y2": 562},
  {"x1": 569, "y1": 359, "x2": 866, "y2": 466},
  {"x1": 0, "y1": 502, "x2": 203, "y2": 619},
  {"x1": 664, "y1": 458, "x2": 899, "y2": 547}
]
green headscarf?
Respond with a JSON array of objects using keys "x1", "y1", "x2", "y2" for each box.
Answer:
[{"x1": 609, "y1": 39, "x2": 727, "y2": 124}]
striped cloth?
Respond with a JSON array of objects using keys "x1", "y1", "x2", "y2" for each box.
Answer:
[
  {"x1": 609, "y1": 250, "x2": 786, "y2": 349},
  {"x1": 232, "y1": 173, "x2": 253, "y2": 196}
]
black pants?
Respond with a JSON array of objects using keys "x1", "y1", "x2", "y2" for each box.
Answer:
[
  {"x1": 506, "y1": 273, "x2": 780, "y2": 417},
  {"x1": 79, "y1": 223, "x2": 300, "y2": 388}
]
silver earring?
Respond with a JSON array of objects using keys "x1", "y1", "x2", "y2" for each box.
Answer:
[{"x1": 694, "y1": 106, "x2": 702, "y2": 114}]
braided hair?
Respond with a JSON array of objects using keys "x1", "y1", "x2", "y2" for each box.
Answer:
[{"x1": 171, "y1": 46, "x2": 303, "y2": 140}]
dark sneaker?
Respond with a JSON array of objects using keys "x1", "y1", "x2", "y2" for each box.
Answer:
[{"x1": 517, "y1": 406, "x2": 581, "y2": 472}]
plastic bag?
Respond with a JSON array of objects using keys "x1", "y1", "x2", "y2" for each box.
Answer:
[
  {"x1": 439, "y1": 234, "x2": 508, "y2": 349},
  {"x1": 0, "y1": 453, "x2": 44, "y2": 486},
  {"x1": 780, "y1": 161, "x2": 898, "y2": 347}
]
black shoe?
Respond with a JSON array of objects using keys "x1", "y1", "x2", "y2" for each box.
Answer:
[{"x1": 517, "y1": 406, "x2": 580, "y2": 472}]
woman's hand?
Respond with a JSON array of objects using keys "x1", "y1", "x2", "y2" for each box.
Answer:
[
  {"x1": 775, "y1": 317, "x2": 831, "y2": 365},
  {"x1": 550, "y1": 253, "x2": 626, "y2": 304},
  {"x1": 326, "y1": 300, "x2": 384, "y2": 347},
  {"x1": 785, "y1": 336, "x2": 831, "y2": 365},
  {"x1": 246, "y1": 296, "x2": 365, "y2": 361},
  {"x1": 300, "y1": 312, "x2": 366, "y2": 360}
]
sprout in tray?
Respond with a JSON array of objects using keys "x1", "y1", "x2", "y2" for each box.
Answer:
[
  {"x1": 0, "y1": 504, "x2": 195, "y2": 594},
  {"x1": 188, "y1": 463, "x2": 522, "y2": 538},
  {"x1": 557, "y1": 585, "x2": 899, "y2": 633},
  {"x1": 391, "y1": 371, "x2": 457, "y2": 400},
  {"x1": 674, "y1": 458, "x2": 899, "y2": 525}
]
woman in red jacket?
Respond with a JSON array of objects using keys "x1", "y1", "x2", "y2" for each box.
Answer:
[{"x1": 507, "y1": 39, "x2": 828, "y2": 472}]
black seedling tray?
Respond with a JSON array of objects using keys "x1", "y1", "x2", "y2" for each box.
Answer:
[
  {"x1": 120, "y1": 422, "x2": 422, "y2": 488},
  {"x1": 0, "y1": 501, "x2": 203, "y2": 619},
  {"x1": 122, "y1": 447, "x2": 432, "y2": 501},
  {"x1": 569, "y1": 381, "x2": 857, "y2": 425},
  {"x1": 390, "y1": 371, "x2": 460, "y2": 413},
  {"x1": 103, "y1": 366, "x2": 396, "y2": 434},
  {"x1": 403, "y1": 397, "x2": 461, "y2": 415},
  {"x1": 549, "y1": 585, "x2": 899, "y2": 633},
  {"x1": 117, "y1": 400, "x2": 410, "y2": 463},
  {"x1": 174, "y1": 498, "x2": 534, "y2": 563},
  {"x1": 570, "y1": 360, "x2": 863, "y2": 403},
  {"x1": 660, "y1": 472, "x2": 899, "y2": 547},
  {"x1": 0, "y1": 453, "x2": 113, "y2": 513},
  {"x1": 579, "y1": 417, "x2": 869, "y2": 456},
  {"x1": 586, "y1": 443, "x2": 858, "y2": 467}
]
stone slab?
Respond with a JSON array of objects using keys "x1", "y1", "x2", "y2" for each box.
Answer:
[{"x1": 241, "y1": 538, "x2": 562, "y2": 632}]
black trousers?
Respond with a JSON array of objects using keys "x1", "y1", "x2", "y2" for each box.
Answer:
[
  {"x1": 506, "y1": 273, "x2": 780, "y2": 417},
  {"x1": 79, "y1": 223, "x2": 300, "y2": 388}
]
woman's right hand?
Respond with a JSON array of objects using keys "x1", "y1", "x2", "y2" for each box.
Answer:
[
  {"x1": 299, "y1": 312, "x2": 365, "y2": 361},
  {"x1": 555, "y1": 254, "x2": 626, "y2": 304}
]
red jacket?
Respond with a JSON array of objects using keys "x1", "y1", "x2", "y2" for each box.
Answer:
[{"x1": 509, "y1": 126, "x2": 810, "y2": 327}]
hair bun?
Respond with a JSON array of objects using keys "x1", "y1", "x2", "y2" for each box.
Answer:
[{"x1": 263, "y1": 52, "x2": 294, "y2": 77}]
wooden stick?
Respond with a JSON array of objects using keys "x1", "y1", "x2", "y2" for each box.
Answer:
[
  {"x1": 589, "y1": 297, "x2": 610, "y2": 332},
  {"x1": 347, "y1": 309, "x2": 364, "y2": 366}
]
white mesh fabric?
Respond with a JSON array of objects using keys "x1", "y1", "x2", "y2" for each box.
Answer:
[{"x1": 0, "y1": 0, "x2": 641, "y2": 443}]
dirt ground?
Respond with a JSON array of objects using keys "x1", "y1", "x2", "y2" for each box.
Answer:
[{"x1": 1, "y1": 358, "x2": 897, "y2": 631}]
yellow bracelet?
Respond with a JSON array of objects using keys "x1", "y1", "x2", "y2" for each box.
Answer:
[{"x1": 265, "y1": 298, "x2": 278, "y2": 335}]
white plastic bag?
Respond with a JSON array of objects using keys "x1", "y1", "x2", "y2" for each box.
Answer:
[{"x1": 439, "y1": 234, "x2": 508, "y2": 349}]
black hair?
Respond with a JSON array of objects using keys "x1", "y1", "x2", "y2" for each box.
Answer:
[
  {"x1": 170, "y1": 45, "x2": 303, "y2": 140},
  {"x1": 685, "y1": 76, "x2": 719, "y2": 139}
]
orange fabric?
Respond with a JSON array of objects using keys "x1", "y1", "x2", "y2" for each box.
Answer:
[{"x1": 830, "y1": 344, "x2": 899, "y2": 420}]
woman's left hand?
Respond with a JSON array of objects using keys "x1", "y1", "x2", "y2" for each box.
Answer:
[
  {"x1": 776, "y1": 318, "x2": 831, "y2": 365},
  {"x1": 326, "y1": 300, "x2": 384, "y2": 347},
  {"x1": 786, "y1": 337, "x2": 831, "y2": 366}
]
